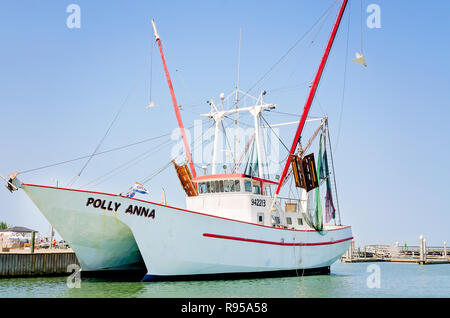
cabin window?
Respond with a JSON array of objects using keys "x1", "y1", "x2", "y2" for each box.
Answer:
[
  {"x1": 215, "y1": 180, "x2": 220, "y2": 193},
  {"x1": 210, "y1": 181, "x2": 216, "y2": 193},
  {"x1": 224, "y1": 180, "x2": 230, "y2": 192},
  {"x1": 297, "y1": 218, "x2": 303, "y2": 226},
  {"x1": 199, "y1": 182, "x2": 207, "y2": 194},
  {"x1": 206, "y1": 181, "x2": 211, "y2": 193},
  {"x1": 272, "y1": 216, "x2": 280, "y2": 225},
  {"x1": 257, "y1": 213, "x2": 264, "y2": 225},
  {"x1": 253, "y1": 185, "x2": 261, "y2": 194},
  {"x1": 235, "y1": 180, "x2": 241, "y2": 192},
  {"x1": 219, "y1": 180, "x2": 224, "y2": 192},
  {"x1": 229, "y1": 180, "x2": 235, "y2": 192},
  {"x1": 286, "y1": 217, "x2": 292, "y2": 225},
  {"x1": 244, "y1": 180, "x2": 252, "y2": 192}
]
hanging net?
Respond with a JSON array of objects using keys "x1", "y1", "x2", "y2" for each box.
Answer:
[{"x1": 301, "y1": 132, "x2": 336, "y2": 232}]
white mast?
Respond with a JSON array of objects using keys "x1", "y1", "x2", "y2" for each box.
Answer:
[{"x1": 202, "y1": 91, "x2": 274, "y2": 176}]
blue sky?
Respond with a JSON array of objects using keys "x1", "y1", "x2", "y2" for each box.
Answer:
[{"x1": 0, "y1": 0, "x2": 449, "y2": 247}]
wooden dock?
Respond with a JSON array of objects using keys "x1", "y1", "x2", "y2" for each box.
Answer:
[
  {"x1": 341, "y1": 240, "x2": 450, "y2": 265},
  {"x1": 0, "y1": 249, "x2": 79, "y2": 277}
]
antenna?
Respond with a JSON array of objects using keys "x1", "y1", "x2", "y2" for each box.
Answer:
[{"x1": 234, "y1": 28, "x2": 242, "y2": 171}]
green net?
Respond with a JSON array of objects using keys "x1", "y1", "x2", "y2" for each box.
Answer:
[{"x1": 302, "y1": 133, "x2": 327, "y2": 232}]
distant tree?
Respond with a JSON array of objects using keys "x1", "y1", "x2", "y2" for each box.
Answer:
[{"x1": 0, "y1": 221, "x2": 9, "y2": 230}]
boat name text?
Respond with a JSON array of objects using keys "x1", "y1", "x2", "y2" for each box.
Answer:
[
  {"x1": 125, "y1": 205, "x2": 155, "y2": 219},
  {"x1": 85, "y1": 197, "x2": 155, "y2": 218},
  {"x1": 86, "y1": 197, "x2": 121, "y2": 212}
]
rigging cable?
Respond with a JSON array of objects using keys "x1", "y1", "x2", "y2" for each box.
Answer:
[
  {"x1": 108, "y1": 118, "x2": 214, "y2": 189},
  {"x1": 360, "y1": 0, "x2": 364, "y2": 54},
  {"x1": 260, "y1": 114, "x2": 289, "y2": 152},
  {"x1": 269, "y1": 1, "x2": 338, "y2": 96},
  {"x1": 220, "y1": 121, "x2": 237, "y2": 169},
  {"x1": 92, "y1": 119, "x2": 214, "y2": 191},
  {"x1": 244, "y1": 0, "x2": 339, "y2": 97},
  {"x1": 326, "y1": 121, "x2": 342, "y2": 225},
  {"x1": 69, "y1": 59, "x2": 150, "y2": 187},
  {"x1": 334, "y1": 0, "x2": 352, "y2": 153},
  {"x1": 83, "y1": 139, "x2": 174, "y2": 189},
  {"x1": 16, "y1": 123, "x2": 199, "y2": 175},
  {"x1": 137, "y1": 119, "x2": 216, "y2": 185},
  {"x1": 149, "y1": 40, "x2": 156, "y2": 104}
]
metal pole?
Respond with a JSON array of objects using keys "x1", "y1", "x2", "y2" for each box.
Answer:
[
  {"x1": 50, "y1": 227, "x2": 54, "y2": 250},
  {"x1": 212, "y1": 117, "x2": 222, "y2": 174},
  {"x1": 251, "y1": 109, "x2": 264, "y2": 179},
  {"x1": 419, "y1": 235, "x2": 424, "y2": 262},
  {"x1": 423, "y1": 239, "x2": 427, "y2": 261}
]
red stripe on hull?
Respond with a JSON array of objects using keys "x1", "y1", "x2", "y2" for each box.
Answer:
[{"x1": 203, "y1": 233, "x2": 353, "y2": 247}]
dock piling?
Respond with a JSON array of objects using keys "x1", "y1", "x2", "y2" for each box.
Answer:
[
  {"x1": 419, "y1": 235, "x2": 424, "y2": 263},
  {"x1": 30, "y1": 232, "x2": 35, "y2": 254}
]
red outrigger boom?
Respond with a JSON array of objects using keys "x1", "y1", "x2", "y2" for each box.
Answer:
[
  {"x1": 275, "y1": 0, "x2": 348, "y2": 195},
  {"x1": 152, "y1": 20, "x2": 197, "y2": 178}
]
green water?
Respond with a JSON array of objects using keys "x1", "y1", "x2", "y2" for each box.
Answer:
[{"x1": 0, "y1": 262, "x2": 448, "y2": 298}]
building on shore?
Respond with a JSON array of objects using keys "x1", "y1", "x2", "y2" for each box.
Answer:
[{"x1": 0, "y1": 226, "x2": 38, "y2": 250}]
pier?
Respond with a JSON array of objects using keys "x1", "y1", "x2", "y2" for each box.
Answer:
[
  {"x1": 0, "y1": 249, "x2": 79, "y2": 278},
  {"x1": 341, "y1": 237, "x2": 449, "y2": 265}
]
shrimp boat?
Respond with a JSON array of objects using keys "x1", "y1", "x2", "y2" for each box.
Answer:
[{"x1": 4, "y1": 0, "x2": 353, "y2": 279}]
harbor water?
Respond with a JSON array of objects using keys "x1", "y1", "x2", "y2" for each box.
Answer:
[{"x1": 0, "y1": 261, "x2": 448, "y2": 298}]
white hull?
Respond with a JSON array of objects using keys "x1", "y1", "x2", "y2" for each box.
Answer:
[
  {"x1": 21, "y1": 184, "x2": 352, "y2": 280},
  {"x1": 118, "y1": 198, "x2": 352, "y2": 281},
  {"x1": 22, "y1": 184, "x2": 145, "y2": 272}
]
